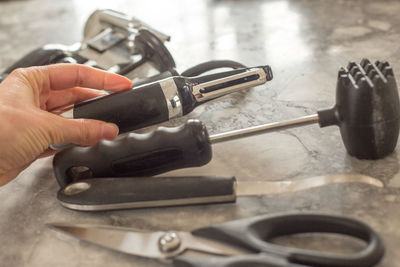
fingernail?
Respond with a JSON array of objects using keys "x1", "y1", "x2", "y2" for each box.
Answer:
[
  {"x1": 106, "y1": 75, "x2": 133, "y2": 90},
  {"x1": 101, "y1": 123, "x2": 119, "y2": 139}
]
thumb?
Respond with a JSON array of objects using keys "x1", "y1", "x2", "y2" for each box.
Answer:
[{"x1": 54, "y1": 117, "x2": 119, "y2": 146}]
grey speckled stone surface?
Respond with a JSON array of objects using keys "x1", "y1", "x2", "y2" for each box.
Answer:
[{"x1": 1, "y1": 0, "x2": 400, "y2": 266}]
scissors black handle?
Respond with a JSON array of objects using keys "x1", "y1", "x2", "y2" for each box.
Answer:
[{"x1": 175, "y1": 213, "x2": 384, "y2": 267}]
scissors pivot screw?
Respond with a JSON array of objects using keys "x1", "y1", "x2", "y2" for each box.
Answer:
[{"x1": 158, "y1": 232, "x2": 181, "y2": 253}]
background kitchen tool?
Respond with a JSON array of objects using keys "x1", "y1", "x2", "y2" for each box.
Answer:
[
  {"x1": 53, "y1": 59, "x2": 400, "y2": 187},
  {"x1": 57, "y1": 174, "x2": 383, "y2": 211},
  {"x1": 0, "y1": 9, "x2": 176, "y2": 83},
  {"x1": 48, "y1": 212, "x2": 385, "y2": 267}
]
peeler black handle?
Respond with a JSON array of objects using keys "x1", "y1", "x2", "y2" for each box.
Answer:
[
  {"x1": 53, "y1": 120, "x2": 212, "y2": 187},
  {"x1": 72, "y1": 80, "x2": 177, "y2": 133},
  {"x1": 62, "y1": 65, "x2": 272, "y2": 134}
]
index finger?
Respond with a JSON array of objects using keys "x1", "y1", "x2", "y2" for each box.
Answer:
[{"x1": 45, "y1": 63, "x2": 133, "y2": 91}]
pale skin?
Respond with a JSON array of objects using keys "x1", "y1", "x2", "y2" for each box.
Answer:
[{"x1": 0, "y1": 64, "x2": 133, "y2": 186}]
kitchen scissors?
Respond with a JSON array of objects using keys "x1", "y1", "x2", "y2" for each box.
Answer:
[{"x1": 49, "y1": 212, "x2": 385, "y2": 267}]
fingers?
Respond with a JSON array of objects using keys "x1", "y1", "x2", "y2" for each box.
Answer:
[
  {"x1": 46, "y1": 87, "x2": 109, "y2": 111},
  {"x1": 50, "y1": 116, "x2": 119, "y2": 146},
  {"x1": 45, "y1": 64, "x2": 133, "y2": 91},
  {"x1": 8, "y1": 64, "x2": 132, "y2": 92}
]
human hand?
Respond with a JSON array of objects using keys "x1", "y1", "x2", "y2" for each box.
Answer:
[{"x1": 0, "y1": 64, "x2": 133, "y2": 186}]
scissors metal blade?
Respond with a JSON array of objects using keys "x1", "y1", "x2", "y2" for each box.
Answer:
[
  {"x1": 48, "y1": 223, "x2": 175, "y2": 259},
  {"x1": 236, "y1": 174, "x2": 383, "y2": 196},
  {"x1": 48, "y1": 223, "x2": 248, "y2": 259}
]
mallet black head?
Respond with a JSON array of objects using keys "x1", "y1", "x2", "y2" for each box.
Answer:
[{"x1": 318, "y1": 59, "x2": 400, "y2": 159}]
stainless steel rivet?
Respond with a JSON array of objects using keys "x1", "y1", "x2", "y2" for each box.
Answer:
[
  {"x1": 63, "y1": 182, "x2": 91, "y2": 195},
  {"x1": 158, "y1": 232, "x2": 181, "y2": 253}
]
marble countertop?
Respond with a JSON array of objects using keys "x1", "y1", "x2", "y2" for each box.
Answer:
[{"x1": 1, "y1": 0, "x2": 400, "y2": 266}]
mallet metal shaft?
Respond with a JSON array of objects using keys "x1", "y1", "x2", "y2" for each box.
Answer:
[{"x1": 209, "y1": 114, "x2": 319, "y2": 144}]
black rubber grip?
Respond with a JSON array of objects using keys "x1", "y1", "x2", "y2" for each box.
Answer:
[
  {"x1": 57, "y1": 176, "x2": 236, "y2": 211},
  {"x1": 53, "y1": 120, "x2": 212, "y2": 187},
  {"x1": 73, "y1": 81, "x2": 170, "y2": 134}
]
